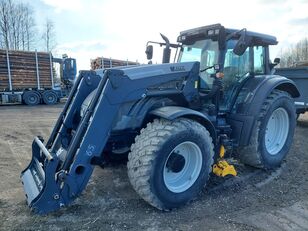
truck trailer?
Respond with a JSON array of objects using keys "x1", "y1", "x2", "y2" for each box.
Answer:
[
  {"x1": 0, "y1": 49, "x2": 76, "y2": 105},
  {"x1": 275, "y1": 65, "x2": 308, "y2": 117}
]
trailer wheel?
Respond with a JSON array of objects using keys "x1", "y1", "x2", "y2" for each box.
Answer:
[
  {"x1": 238, "y1": 90, "x2": 296, "y2": 169},
  {"x1": 23, "y1": 91, "x2": 40, "y2": 106},
  {"x1": 42, "y1": 90, "x2": 58, "y2": 105},
  {"x1": 127, "y1": 118, "x2": 214, "y2": 210}
]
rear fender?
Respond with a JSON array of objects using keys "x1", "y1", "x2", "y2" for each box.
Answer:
[
  {"x1": 247, "y1": 76, "x2": 299, "y2": 116},
  {"x1": 229, "y1": 75, "x2": 299, "y2": 146}
]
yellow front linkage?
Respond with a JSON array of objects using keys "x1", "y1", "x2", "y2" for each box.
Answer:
[{"x1": 213, "y1": 145, "x2": 237, "y2": 177}]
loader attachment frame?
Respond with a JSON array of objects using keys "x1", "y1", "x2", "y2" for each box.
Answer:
[
  {"x1": 20, "y1": 62, "x2": 200, "y2": 214},
  {"x1": 20, "y1": 70, "x2": 119, "y2": 214}
]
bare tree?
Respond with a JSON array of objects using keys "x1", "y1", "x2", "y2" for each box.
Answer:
[
  {"x1": 9, "y1": 0, "x2": 19, "y2": 50},
  {"x1": 42, "y1": 18, "x2": 56, "y2": 52},
  {"x1": 0, "y1": 0, "x2": 11, "y2": 49},
  {"x1": 21, "y1": 3, "x2": 36, "y2": 51},
  {"x1": 0, "y1": 0, "x2": 36, "y2": 50},
  {"x1": 279, "y1": 38, "x2": 308, "y2": 67}
]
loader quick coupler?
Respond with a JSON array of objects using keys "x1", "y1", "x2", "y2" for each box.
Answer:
[
  {"x1": 21, "y1": 137, "x2": 63, "y2": 214},
  {"x1": 213, "y1": 145, "x2": 237, "y2": 177}
]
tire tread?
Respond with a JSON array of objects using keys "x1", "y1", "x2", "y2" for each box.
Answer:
[{"x1": 127, "y1": 118, "x2": 214, "y2": 210}]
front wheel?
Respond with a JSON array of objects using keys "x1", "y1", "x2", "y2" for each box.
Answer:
[
  {"x1": 127, "y1": 118, "x2": 214, "y2": 210},
  {"x1": 238, "y1": 90, "x2": 296, "y2": 169}
]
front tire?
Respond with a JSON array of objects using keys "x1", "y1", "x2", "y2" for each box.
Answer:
[
  {"x1": 238, "y1": 90, "x2": 296, "y2": 169},
  {"x1": 127, "y1": 118, "x2": 214, "y2": 210}
]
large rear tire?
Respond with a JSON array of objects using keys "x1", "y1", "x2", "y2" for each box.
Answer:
[
  {"x1": 238, "y1": 90, "x2": 296, "y2": 169},
  {"x1": 127, "y1": 118, "x2": 214, "y2": 210}
]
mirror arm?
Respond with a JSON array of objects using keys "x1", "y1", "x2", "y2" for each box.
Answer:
[
  {"x1": 226, "y1": 28, "x2": 247, "y2": 41},
  {"x1": 147, "y1": 41, "x2": 181, "y2": 48}
]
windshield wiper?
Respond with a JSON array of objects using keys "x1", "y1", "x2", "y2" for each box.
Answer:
[{"x1": 200, "y1": 65, "x2": 215, "y2": 73}]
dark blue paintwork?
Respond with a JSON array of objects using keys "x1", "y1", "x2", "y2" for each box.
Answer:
[{"x1": 20, "y1": 62, "x2": 215, "y2": 214}]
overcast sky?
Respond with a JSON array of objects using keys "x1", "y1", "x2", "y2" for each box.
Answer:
[{"x1": 22, "y1": 0, "x2": 308, "y2": 70}]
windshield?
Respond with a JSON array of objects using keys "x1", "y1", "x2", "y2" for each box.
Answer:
[{"x1": 179, "y1": 39, "x2": 219, "y2": 89}]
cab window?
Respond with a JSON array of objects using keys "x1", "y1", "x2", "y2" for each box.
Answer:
[{"x1": 254, "y1": 46, "x2": 265, "y2": 74}]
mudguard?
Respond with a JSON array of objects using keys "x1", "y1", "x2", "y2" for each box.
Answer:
[
  {"x1": 227, "y1": 75, "x2": 300, "y2": 146},
  {"x1": 150, "y1": 106, "x2": 217, "y2": 145}
]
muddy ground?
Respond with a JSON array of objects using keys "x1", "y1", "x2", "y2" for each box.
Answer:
[{"x1": 0, "y1": 104, "x2": 308, "y2": 231}]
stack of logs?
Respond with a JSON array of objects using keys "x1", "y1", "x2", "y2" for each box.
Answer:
[
  {"x1": 0, "y1": 49, "x2": 52, "y2": 91},
  {"x1": 90, "y1": 57, "x2": 139, "y2": 70},
  {"x1": 295, "y1": 61, "x2": 308, "y2": 67}
]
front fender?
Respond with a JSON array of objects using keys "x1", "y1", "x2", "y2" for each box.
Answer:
[{"x1": 150, "y1": 106, "x2": 217, "y2": 145}]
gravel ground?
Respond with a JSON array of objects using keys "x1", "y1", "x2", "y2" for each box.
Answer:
[{"x1": 0, "y1": 104, "x2": 308, "y2": 231}]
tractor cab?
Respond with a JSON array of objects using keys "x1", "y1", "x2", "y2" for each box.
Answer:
[
  {"x1": 177, "y1": 24, "x2": 278, "y2": 111},
  {"x1": 146, "y1": 24, "x2": 278, "y2": 111}
]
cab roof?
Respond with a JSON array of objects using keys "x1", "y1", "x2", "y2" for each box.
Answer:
[{"x1": 178, "y1": 23, "x2": 278, "y2": 46}]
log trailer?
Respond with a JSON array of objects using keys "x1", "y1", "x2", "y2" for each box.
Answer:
[
  {"x1": 0, "y1": 50, "x2": 76, "y2": 105},
  {"x1": 21, "y1": 24, "x2": 299, "y2": 214}
]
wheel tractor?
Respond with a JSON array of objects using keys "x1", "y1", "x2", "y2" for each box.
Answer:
[{"x1": 21, "y1": 24, "x2": 299, "y2": 214}]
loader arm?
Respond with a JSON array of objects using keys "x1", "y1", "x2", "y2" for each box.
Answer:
[{"x1": 20, "y1": 62, "x2": 200, "y2": 214}]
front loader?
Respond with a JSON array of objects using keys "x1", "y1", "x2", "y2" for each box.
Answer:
[{"x1": 21, "y1": 24, "x2": 299, "y2": 214}]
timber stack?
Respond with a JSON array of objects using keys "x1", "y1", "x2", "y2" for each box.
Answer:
[
  {"x1": 0, "y1": 49, "x2": 52, "y2": 91},
  {"x1": 90, "y1": 57, "x2": 139, "y2": 70}
]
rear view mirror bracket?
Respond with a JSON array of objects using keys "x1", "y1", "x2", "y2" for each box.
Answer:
[{"x1": 233, "y1": 29, "x2": 252, "y2": 56}]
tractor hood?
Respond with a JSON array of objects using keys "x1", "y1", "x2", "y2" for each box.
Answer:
[
  {"x1": 80, "y1": 62, "x2": 200, "y2": 117},
  {"x1": 95, "y1": 62, "x2": 198, "y2": 81}
]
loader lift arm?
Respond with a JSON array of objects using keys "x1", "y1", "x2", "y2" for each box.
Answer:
[
  {"x1": 20, "y1": 62, "x2": 200, "y2": 214},
  {"x1": 21, "y1": 70, "x2": 111, "y2": 213}
]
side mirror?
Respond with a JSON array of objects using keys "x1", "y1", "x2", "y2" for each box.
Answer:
[
  {"x1": 160, "y1": 33, "x2": 171, "y2": 63},
  {"x1": 145, "y1": 45, "x2": 153, "y2": 60},
  {"x1": 233, "y1": 33, "x2": 251, "y2": 56},
  {"x1": 274, "y1": 58, "x2": 280, "y2": 64}
]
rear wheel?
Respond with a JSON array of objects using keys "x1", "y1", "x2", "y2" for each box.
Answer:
[
  {"x1": 42, "y1": 90, "x2": 58, "y2": 105},
  {"x1": 238, "y1": 90, "x2": 296, "y2": 169},
  {"x1": 127, "y1": 118, "x2": 214, "y2": 210},
  {"x1": 23, "y1": 91, "x2": 40, "y2": 105}
]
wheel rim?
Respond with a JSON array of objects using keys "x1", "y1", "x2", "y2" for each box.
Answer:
[
  {"x1": 44, "y1": 91, "x2": 57, "y2": 104},
  {"x1": 47, "y1": 94, "x2": 56, "y2": 103},
  {"x1": 163, "y1": 141, "x2": 202, "y2": 193},
  {"x1": 28, "y1": 93, "x2": 39, "y2": 104},
  {"x1": 265, "y1": 108, "x2": 289, "y2": 155}
]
